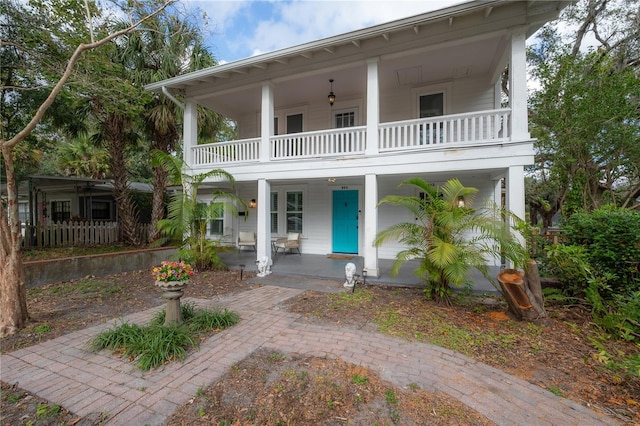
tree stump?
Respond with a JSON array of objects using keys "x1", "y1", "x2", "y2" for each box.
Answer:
[{"x1": 497, "y1": 261, "x2": 547, "y2": 321}]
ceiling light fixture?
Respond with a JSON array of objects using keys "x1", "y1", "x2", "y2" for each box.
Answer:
[{"x1": 328, "y1": 79, "x2": 336, "y2": 106}]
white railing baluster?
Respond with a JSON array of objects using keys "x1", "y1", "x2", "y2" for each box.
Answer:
[{"x1": 190, "y1": 109, "x2": 511, "y2": 164}]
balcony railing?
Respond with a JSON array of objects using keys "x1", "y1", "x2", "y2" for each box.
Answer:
[
  {"x1": 271, "y1": 127, "x2": 366, "y2": 160},
  {"x1": 191, "y1": 109, "x2": 511, "y2": 166},
  {"x1": 379, "y1": 109, "x2": 510, "y2": 152},
  {"x1": 192, "y1": 137, "x2": 260, "y2": 165}
]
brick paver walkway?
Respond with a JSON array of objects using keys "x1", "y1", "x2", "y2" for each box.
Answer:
[{"x1": 1, "y1": 285, "x2": 618, "y2": 425}]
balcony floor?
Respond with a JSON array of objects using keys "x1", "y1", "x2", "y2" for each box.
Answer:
[{"x1": 221, "y1": 250, "x2": 500, "y2": 294}]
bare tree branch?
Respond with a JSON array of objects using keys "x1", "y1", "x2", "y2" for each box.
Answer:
[{"x1": 571, "y1": 0, "x2": 609, "y2": 56}]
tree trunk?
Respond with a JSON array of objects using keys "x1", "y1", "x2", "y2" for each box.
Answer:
[
  {"x1": 105, "y1": 113, "x2": 141, "y2": 246},
  {"x1": 0, "y1": 248, "x2": 28, "y2": 337},
  {"x1": 149, "y1": 164, "x2": 167, "y2": 243},
  {"x1": 0, "y1": 146, "x2": 29, "y2": 336},
  {"x1": 148, "y1": 131, "x2": 175, "y2": 243},
  {"x1": 497, "y1": 262, "x2": 547, "y2": 322}
]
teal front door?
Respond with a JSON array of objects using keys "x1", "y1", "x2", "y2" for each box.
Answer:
[{"x1": 332, "y1": 190, "x2": 359, "y2": 253}]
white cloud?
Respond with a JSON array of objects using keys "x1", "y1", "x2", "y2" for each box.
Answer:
[{"x1": 187, "y1": 0, "x2": 463, "y2": 62}]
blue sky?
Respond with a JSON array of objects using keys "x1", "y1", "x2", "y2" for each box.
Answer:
[{"x1": 186, "y1": 0, "x2": 464, "y2": 64}]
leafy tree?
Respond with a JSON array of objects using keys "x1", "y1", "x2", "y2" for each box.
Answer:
[
  {"x1": 374, "y1": 178, "x2": 528, "y2": 305},
  {"x1": 0, "y1": 0, "x2": 176, "y2": 337},
  {"x1": 152, "y1": 151, "x2": 245, "y2": 271},
  {"x1": 531, "y1": 50, "x2": 640, "y2": 214},
  {"x1": 528, "y1": 0, "x2": 640, "y2": 215}
]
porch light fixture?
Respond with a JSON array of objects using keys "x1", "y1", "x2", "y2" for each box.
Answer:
[
  {"x1": 457, "y1": 195, "x2": 466, "y2": 208},
  {"x1": 328, "y1": 79, "x2": 336, "y2": 106},
  {"x1": 249, "y1": 199, "x2": 257, "y2": 208}
]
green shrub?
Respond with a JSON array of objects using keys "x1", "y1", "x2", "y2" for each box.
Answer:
[
  {"x1": 594, "y1": 291, "x2": 640, "y2": 343},
  {"x1": 544, "y1": 244, "x2": 593, "y2": 296},
  {"x1": 563, "y1": 207, "x2": 640, "y2": 293}
]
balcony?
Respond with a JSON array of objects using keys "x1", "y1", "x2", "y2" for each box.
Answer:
[{"x1": 191, "y1": 108, "x2": 511, "y2": 167}]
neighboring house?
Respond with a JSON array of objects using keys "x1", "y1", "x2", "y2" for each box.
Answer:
[
  {"x1": 146, "y1": 0, "x2": 569, "y2": 277},
  {"x1": 7, "y1": 175, "x2": 152, "y2": 226}
]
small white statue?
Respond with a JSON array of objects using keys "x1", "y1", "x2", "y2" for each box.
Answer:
[
  {"x1": 344, "y1": 262, "x2": 357, "y2": 288},
  {"x1": 256, "y1": 256, "x2": 272, "y2": 277}
]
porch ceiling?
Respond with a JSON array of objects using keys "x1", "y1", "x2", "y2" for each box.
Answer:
[
  {"x1": 194, "y1": 34, "x2": 505, "y2": 119},
  {"x1": 148, "y1": 0, "x2": 570, "y2": 120}
]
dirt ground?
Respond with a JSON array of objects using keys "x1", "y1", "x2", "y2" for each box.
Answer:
[{"x1": 1, "y1": 267, "x2": 639, "y2": 425}]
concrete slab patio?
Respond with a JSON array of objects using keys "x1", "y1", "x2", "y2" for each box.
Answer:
[{"x1": 0, "y1": 277, "x2": 618, "y2": 425}]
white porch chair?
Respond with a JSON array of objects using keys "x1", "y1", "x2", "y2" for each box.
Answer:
[{"x1": 237, "y1": 231, "x2": 256, "y2": 252}]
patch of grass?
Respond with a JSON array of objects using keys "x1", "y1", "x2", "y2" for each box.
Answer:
[
  {"x1": 36, "y1": 403, "x2": 62, "y2": 418},
  {"x1": 546, "y1": 385, "x2": 566, "y2": 397},
  {"x1": 374, "y1": 308, "x2": 539, "y2": 360},
  {"x1": 33, "y1": 324, "x2": 52, "y2": 334},
  {"x1": 329, "y1": 288, "x2": 374, "y2": 306},
  {"x1": 2, "y1": 390, "x2": 26, "y2": 403},
  {"x1": 90, "y1": 303, "x2": 239, "y2": 370},
  {"x1": 268, "y1": 352, "x2": 284, "y2": 362},
  {"x1": 31, "y1": 279, "x2": 120, "y2": 299},
  {"x1": 385, "y1": 389, "x2": 398, "y2": 405},
  {"x1": 195, "y1": 385, "x2": 205, "y2": 397},
  {"x1": 352, "y1": 374, "x2": 368, "y2": 385}
]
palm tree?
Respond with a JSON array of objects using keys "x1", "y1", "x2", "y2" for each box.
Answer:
[
  {"x1": 152, "y1": 151, "x2": 246, "y2": 270},
  {"x1": 56, "y1": 132, "x2": 109, "y2": 179},
  {"x1": 115, "y1": 7, "x2": 227, "y2": 243},
  {"x1": 374, "y1": 178, "x2": 527, "y2": 305}
]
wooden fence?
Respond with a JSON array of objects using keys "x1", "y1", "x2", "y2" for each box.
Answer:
[{"x1": 21, "y1": 221, "x2": 150, "y2": 249}]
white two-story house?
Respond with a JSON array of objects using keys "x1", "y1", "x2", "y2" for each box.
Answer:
[{"x1": 147, "y1": 0, "x2": 568, "y2": 278}]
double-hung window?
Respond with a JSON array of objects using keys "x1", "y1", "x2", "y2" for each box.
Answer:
[
  {"x1": 209, "y1": 203, "x2": 224, "y2": 236},
  {"x1": 270, "y1": 189, "x2": 304, "y2": 235}
]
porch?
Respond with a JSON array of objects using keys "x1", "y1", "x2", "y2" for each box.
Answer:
[{"x1": 220, "y1": 250, "x2": 500, "y2": 294}]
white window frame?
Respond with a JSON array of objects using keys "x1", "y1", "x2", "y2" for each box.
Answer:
[
  {"x1": 412, "y1": 82, "x2": 452, "y2": 118},
  {"x1": 270, "y1": 186, "x2": 306, "y2": 236},
  {"x1": 197, "y1": 197, "x2": 230, "y2": 240},
  {"x1": 274, "y1": 105, "x2": 308, "y2": 135},
  {"x1": 331, "y1": 106, "x2": 360, "y2": 128}
]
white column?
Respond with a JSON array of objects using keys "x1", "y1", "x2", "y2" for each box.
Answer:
[
  {"x1": 260, "y1": 83, "x2": 274, "y2": 162},
  {"x1": 183, "y1": 99, "x2": 197, "y2": 165},
  {"x1": 506, "y1": 166, "x2": 525, "y2": 247},
  {"x1": 363, "y1": 173, "x2": 379, "y2": 277},
  {"x1": 509, "y1": 29, "x2": 529, "y2": 140},
  {"x1": 365, "y1": 57, "x2": 380, "y2": 156},
  {"x1": 256, "y1": 178, "x2": 271, "y2": 261}
]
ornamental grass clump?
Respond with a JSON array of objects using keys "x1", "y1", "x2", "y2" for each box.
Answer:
[
  {"x1": 152, "y1": 260, "x2": 195, "y2": 282},
  {"x1": 90, "y1": 303, "x2": 239, "y2": 370}
]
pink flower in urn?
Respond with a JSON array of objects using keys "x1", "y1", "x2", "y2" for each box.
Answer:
[{"x1": 152, "y1": 261, "x2": 195, "y2": 282}]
